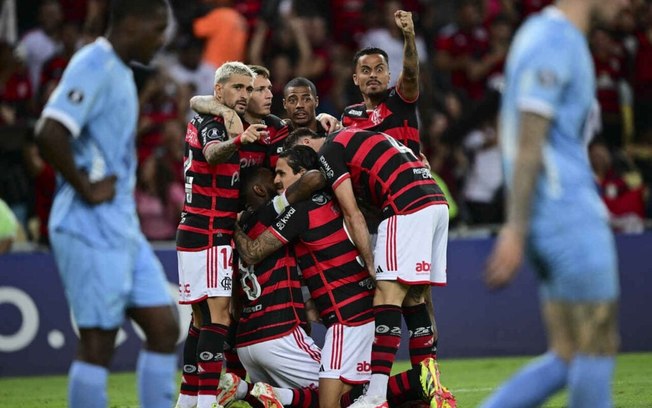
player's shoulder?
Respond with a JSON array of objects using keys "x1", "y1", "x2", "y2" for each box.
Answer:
[{"x1": 342, "y1": 103, "x2": 367, "y2": 119}]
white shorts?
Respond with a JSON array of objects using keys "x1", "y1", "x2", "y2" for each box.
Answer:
[
  {"x1": 237, "y1": 326, "x2": 321, "y2": 389},
  {"x1": 177, "y1": 246, "x2": 233, "y2": 303},
  {"x1": 320, "y1": 322, "x2": 374, "y2": 384},
  {"x1": 374, "y1": 205, "x2": 449, "y2": 286}
]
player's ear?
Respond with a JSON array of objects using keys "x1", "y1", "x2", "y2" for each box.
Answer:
[
  {"x1": 352, "y1": 73, "x2": 359, "y2": 86},
  {"x1": 282, "y1": 98, "x2": 287, "y2": 110},
  {"x1": 214, "y1": 82, "x2": 223, "y2": 100},
  {"x1": 315, "y1": 96, "x2": 319, "y2": 107},
  {"x1": 252, "y1": 184, "x2": 267, "y2": 198}
]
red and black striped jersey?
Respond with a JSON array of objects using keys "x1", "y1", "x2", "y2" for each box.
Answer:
[
  {"x1": 269, "y1": 191, "x2": 374, "y2": 328},
  {"x1": 235, "y1": 202, "x2": 307, "y2": 347},
  {"x1": 319, "y1": 128, "x2": 447, "y2": 220},
  {"x1": 267, "y1": 120, "x2": 327, "y2": 168},
  {"x1": 176, "y1": 114, "x2": 240, "y2": 250},
  {"x1": 244, "y1": 114, "x2": 288, "y2": 170},
  {"x1": 341, "y1": 87, "x2": 420, "y2": 156}
]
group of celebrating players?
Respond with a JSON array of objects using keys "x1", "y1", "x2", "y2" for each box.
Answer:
[{"x1": 174, "y1": 9, "x2": 455, "y2": 408}]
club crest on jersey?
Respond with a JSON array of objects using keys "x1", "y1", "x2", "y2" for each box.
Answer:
[
  {"x1": 203, "y1": 126, "x2": 225, "y2": 141},
  {"x1": 311, "y1": 193, "x2": 328, "y2": 205},
  {"x1": 67, "y1": 89, "x2": 84, "y2": 104}
]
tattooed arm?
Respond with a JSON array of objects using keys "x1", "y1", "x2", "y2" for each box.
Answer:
[
  {"x1": 204, "y1": 123, "x2": 267, "y2": 166},
  {"x1": 189, "y1": 96, "x2": 244, "y2": 137},
  {"x1": 234, "y1": 225, "x2": 284, "y2": 266},
  {"x1": 395, "y1": 10, "x2": 419, "y2": 102}
]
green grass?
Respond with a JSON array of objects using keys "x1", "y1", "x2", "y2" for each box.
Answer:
[{"x1": 1, "y1": 353, "x2": 650, "y2": 407}]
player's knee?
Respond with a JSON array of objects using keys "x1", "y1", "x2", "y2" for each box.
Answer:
[
  {"x1": 576, "y1": 304, "x2": 620, "y2": 356},
  {"x1": 146, "y1": 316, "x2": 179, "y2": 352}
]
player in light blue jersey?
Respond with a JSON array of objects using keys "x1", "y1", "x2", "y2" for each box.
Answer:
[
  {"x1": 35, "y1": 1, "x2": 179, "y2": 408},
  {"x1": 483, "y1": 1, "x2": 628, "y2": 407}
]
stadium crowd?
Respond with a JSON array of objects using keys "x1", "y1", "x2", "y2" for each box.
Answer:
[{"x1": 1, "y1": 0, "x2": 651, "y2": 248}]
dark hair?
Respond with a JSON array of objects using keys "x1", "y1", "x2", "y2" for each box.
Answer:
[
  {"x1": 109, "y1": 0, "x2": 167, "y2": 26},
  {"x1": 353, "y1": 47, "x2": 389, "y2": 67},
  {"x1": 283, "y1": 127, "x2": 324, "y2": 150},
  {"x1": 239, "y1": 166, "x2": 273, "y2": 206},
  {"x1": 283, "y1": 77, "x2": 318, "y2": 97},
  {"x1": 278, "y1": 145, "x2": 319, "y2": 174},
  {"x1": 249, "y1": 65, "x2": 270, "y2": 78}
]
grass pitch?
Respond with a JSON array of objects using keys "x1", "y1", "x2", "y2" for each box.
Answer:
[{"x1": 1, "y1": 352, "x2": 650, "y2": 407}]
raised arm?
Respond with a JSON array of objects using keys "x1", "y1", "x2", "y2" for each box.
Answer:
[
  {"x1": 485, "y1": 112, "x2": 550, "y2": 288},
  {"x1": 395, "y1": 10, "x2": 419, "y2": 102}
]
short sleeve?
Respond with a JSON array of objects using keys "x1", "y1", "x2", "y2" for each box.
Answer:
[
  {"x1": 318, "y1": 141, "x2": 350, "y2": 190},
  {"x1": 41, "y1": 56, "x2": 107, "y2": 137},
  {"x1": 514, "y1": 43, "x2": 571, "y2": 118},
  {"x1": 198, "y1": 118, "x2": 229, "y2": 153}
]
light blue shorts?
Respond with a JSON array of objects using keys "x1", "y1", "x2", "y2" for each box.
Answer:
[
  {"x1": 50, "y1": 230, "x2": 173, "y2": 329},
  {"x1": 528, "y1": 220, "x2": 620, "y2": 302}
]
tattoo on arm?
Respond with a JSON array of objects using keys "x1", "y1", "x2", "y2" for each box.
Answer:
[
  {"x1": 507, "y1": 112, "x2": 550, "y2": 235},
  {"x1": 204, "y1": 139, "x2": 238, "y2": 166},
  {"x1": 234, "y1": 228, "x2": 284, "y2": 265},
  {"x1": 398, "y1": 33, "x2": 419, "y2": 100}
]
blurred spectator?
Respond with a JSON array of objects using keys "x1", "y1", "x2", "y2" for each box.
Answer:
[
  {"x1": 15, "y1": 0, "x2": 62, "y2": 94},
  {"x1": 135, "y1": 154, "x2": 184, "y2": 241},
  {"x1": 233, "y1": 0, "x2": 262, "y2": 36},
  {"x1": 291, "y1": 16, "x2": 336, "y2": 114},
  {"x1": 467, "y1": 13, "x2": 512, "y2": 94},
  {"x1": 137, "y1": 69, "x2": 182, "y2": 165},
  {"x1": 165, "y1": 35, "x2": 217, "y2": 121},
  {"x1": 434, "y1": 0, "x2": 490, "y2": 101},
  {"x1": 330, "y1": 0, "x2": 369, "y2": 50},
  {"x1": 193, "y1": 0, "x2": 248, "y2": 68},
  {"x1": 591, "y1": 27, "x2": 629, "y2": 149},
  {"x1": 22, "y1": 134, "x2": 54, "y2": 246},
  {"x1": 38, "y1": 21, "x2": 80, "y2": 108},
  {"x1": 0, "y1": 0, "x2": 17, "y2": 45},
  {"x1": 633, "y1": 2, "x2": 652, "y2": 144},
  {"x1": 0, "y1": 197, "x2": 19, "y2": 252},
  {"x1": 517, "y1": 0, "x2": 553, "y2": 21},
  {"x1": 590, "y1": 140, "x2": 646, "y2": 233},
  {"x1": 360, "y1": 0, "x2": 428, "y2": 88},
  {"x1": 0, "y1": 40, "x2": 34, "y2": 125},
  {"x1": 461, "y1": 90, "x2": 503, "y2": 225}
]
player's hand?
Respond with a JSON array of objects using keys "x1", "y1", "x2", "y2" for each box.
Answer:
[
  {"x1": 240, "y1": 123, "x2": 267, "y2": 145},
  {"x1": 316, "y1": 113, "x2": 342, "y2": 133},
  {"x1": 485, "y1": 224, "x2": 524, "y2": 289},
  {"x1": 394, "y1": 10, "x2": 415, "y2": 36},
  {"x1": 80, "y1": 174, "x2": 117, "y2": 205}
]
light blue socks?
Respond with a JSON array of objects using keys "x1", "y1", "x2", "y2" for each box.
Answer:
[
  {"x1": 568, "y1": 354, "x2": 615, "y2": 408},
  {"x1": 69, "y1": 360, "x2": 108, "y2": 408},
  {"x1": 137, "y1": 350, "x2": 177, "y2": 408},
  {"x1": 480, "y1": 352, "x2": 568, "y2": 408}
]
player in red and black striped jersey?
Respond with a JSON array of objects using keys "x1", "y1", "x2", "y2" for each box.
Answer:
[
  {"x1": 342, "y1": 10, "x2": 421, "y2": 157},
  {"x1": 175, "y1": 62, "x2": 271, "y2": 408},
  {"x1": 282, "y1": 127, "x2": 453, "y2": 408},
  {"x1": 227, "y1": 167, "x2": 321, "y2": 408},
  {"x1": 233, "y1": 147, "x2": 450, "y2": 408}
]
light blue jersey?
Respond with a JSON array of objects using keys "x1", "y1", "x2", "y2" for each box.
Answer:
[
  {"x1": 500, "y1": 7, "x2": 619, "y2": 301},
  {"x1": 42, "y1": 37, "x2": 171, "y2": 328},
  {"x1": 42, "y1": 37, "x2": 140, "y2": 248}
]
